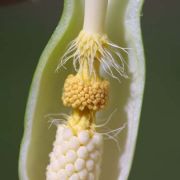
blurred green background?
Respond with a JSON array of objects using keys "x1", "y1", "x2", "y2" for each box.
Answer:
[{"x1": 0, "y1": 0, "x2": 179, "y2": 179}]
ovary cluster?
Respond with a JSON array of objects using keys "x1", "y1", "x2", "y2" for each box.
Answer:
[
  {"x1": 46, "y1": 125, "x2": 103, "y2": 180},
  {"x1": 62, "y1": 74, "x2": 109, "y2": 111}
]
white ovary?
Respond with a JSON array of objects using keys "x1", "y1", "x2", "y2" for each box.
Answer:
[
  {"x1": 86, "y1": 159, "x2": 94, "y2": 171},
  {"x1": 46, "y1": 125, "x2": 103, "y2": 180},
  {"x1": 65, "y1": 163, "x2": 75, "y2": 176},
  {"x1": 86, "y1": 140, "x2": 96, "y2": 152},
  {"x1": 90, "y1": 151, "x2": 100, "y2": 162},
  {"x1": 92, "y1": 134, "x2": 103, "y2": 148},
  {"x1": 66, "y1": 150, "x2": 77, "y2": 163},
  {"x1": 46, "y1": 171, "x2": 58, "y2": 180},
  {"x1": 62, "y1": 128, "x2": 73, "y2": 140},
  {"x1": 75, "y1": 158, "x2": 86, "y2": 171},
  {"x1": 69, "y1": 136, "x2": 81, "y2": 150},
  {"x1": 69, "y1": 173, "x2": 79, "y2": 180},
  {"x1": 57, "y1": 169, "x2": 68, "y2": 179},
  {"x1": 78, "y1": 169, "x2": 88, "y2": 179},
  {"x1": 78, "y1": 130, "x2": 90, "y2": 145},
  {"x1": 77, "y1": 146, "x2": 88, "y2": 159}
]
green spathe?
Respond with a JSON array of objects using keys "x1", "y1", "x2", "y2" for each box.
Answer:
[{"x1": 19, "y1": 0, "x2": 145, "y2": 180}]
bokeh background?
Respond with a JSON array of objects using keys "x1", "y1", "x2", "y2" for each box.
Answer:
[{"x1": 0, "y1": 0, "x2": 179, "y2": 179}]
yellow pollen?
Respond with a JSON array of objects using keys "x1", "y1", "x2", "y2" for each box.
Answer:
[{"x1": 62, "y1": 74, "x2": 109, "y2": 111}]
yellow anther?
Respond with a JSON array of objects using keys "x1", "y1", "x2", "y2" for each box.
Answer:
[{"x1": 62, "y1": 74, "x2": 109, "y2": 111}]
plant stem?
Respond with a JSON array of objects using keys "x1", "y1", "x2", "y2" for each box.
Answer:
[{"x1": 83, "y1": 0, "x2": 108, "y2": 34}]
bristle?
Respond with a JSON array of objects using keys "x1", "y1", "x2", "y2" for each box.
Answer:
[{"x1": 56, "y1": 30, "x2": 128, "y2": 81}]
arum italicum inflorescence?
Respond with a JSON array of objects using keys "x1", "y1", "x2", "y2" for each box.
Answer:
[{"x1": 19, "y1": 0, "x2": 145, "y2": 180}]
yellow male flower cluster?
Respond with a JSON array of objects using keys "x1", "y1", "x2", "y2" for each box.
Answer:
[{"x1": 62, "y1": 74, "x2": 109, "y2": 111}]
